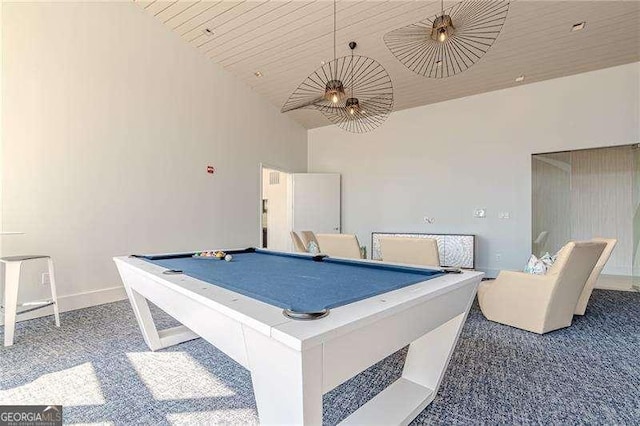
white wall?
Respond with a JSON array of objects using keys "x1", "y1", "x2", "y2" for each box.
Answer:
[
  {"x1": 1, "y1": 2, "x2": 307, "y2": 314},
  {"x1": 309, "y1": 63, "x2": 640, "y2": 277},
  {"x1": 0, "y1": 2, "x2": 4, "y2": 259}
]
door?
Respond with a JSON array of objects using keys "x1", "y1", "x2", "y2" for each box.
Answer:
[
  {"x1": 292, "y1": 174, "x2": 340, "y2": 233},
  {"x1": 261, "y1": 167, "x2": 293, "y2": 251}
]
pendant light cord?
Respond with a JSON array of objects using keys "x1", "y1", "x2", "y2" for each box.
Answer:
[
  {"x1": 333, "y1": 0, "x2": 338, "y2": 80},
  {"x1": 351, "y1": 48, "x2": 354, "y2": 98}
]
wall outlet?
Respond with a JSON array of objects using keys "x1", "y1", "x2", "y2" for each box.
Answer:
[
  {"x1": 423, "y1": 216, "x2": 434, "y2": 224},
  {"x1": 495, "y1": 253, "x2": 502, "y2": 262},
  {"x1": 473, "y1": 209, "x2": 486, "y2": 218},
  {"x1": 41, "y1": 273, "x2": 50, "y2": 285},
  {"x1": 498, "y1": 211, "x2": 511, "y2": 219}
]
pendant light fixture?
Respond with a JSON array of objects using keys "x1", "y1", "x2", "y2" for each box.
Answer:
[
  {"x1": 345, "y1": 42, "x2": 360, "y2": 117},
  {"x1": 384, "y1": 0, "x2": 510, "y2": 78},
  {"x1": 281, "y1": 0, "x2": 393, "y2": 133}
]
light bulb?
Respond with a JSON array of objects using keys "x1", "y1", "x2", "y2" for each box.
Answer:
[
  {"x1": 349, "y1": 107, "x2": 355, "y2": 115},
  {"x1": 438, "y1": 29, "x2": 447, "y2": 43},
  {"x1": 331, "y1": 93, "x2": 339, "y2": 104}
]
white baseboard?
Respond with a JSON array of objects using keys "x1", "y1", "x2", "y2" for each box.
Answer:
[
  {"x1": 1, "y1": 273, "x2": 634, "y2": 328},
  {"x1": 594, "y1": 274, "x2": 638, "y2": 292},
  {"x1": 475, "y1": 268, "x2": 500, "y2": 279},
  {"x1": 0, "y1": 285, "x2": 127, "y2": 326},
  {"x1": 601, "y1": 265, "x2": 633, "y2": 276},
  {"x1": 476, "y1": 269, "x2": 639, "y2": 292}
]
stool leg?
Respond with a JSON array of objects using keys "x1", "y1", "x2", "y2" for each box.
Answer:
[
  {"x1": 47, "y1": 258, "x2": 60, "y2": 327},
  {"x1": 3, "y1": 261, "x2": 22, "y2": 346}
]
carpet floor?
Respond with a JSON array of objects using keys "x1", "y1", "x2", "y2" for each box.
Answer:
[{"x1": 1, "y1": 289, "x2": 639, "y2": 425}]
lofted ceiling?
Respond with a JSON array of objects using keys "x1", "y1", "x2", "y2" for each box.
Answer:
[{"x1": 134, "y1": 0, "x2": 640, "y2": 129}]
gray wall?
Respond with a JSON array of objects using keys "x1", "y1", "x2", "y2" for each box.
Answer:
[
  {"x1": 1, "y1": 2, "x2": 307, "y2": 312},
  {"x1": 309, "y1": 63, "x2": 640, "y2": 277}
]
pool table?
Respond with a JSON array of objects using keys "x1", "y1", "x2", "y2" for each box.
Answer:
[{"x1": 114, "y1": 248, "x2": 483, "y2": 425}]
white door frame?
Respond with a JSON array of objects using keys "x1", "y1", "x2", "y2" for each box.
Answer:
[{"x1": 258, "y1": 163, "x2": 293, "y2": 250}]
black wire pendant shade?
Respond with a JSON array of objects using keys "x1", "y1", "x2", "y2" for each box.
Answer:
[
  {"x1": 281, "y1": 0, "x2": 393, "y2": 133},
  {"x1": 384, "y1": 0, "x2": 510, "y2": 78},
  {"x1": 281, "y1": 42, "x2": 393, "y2": 133}
]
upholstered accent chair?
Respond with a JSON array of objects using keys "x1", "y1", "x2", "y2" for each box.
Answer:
[
  {"x1": 379, "y1": 236, "x2": 441, "y2": 267},
  {"x1": 290, "y1": 231, "x2": 307, "y2": 253},
  {"x1": 299, "y1": 231, "x2": 320, "y2": 251},
  {"x1": 574, "y1": 238, "x2": 617, "y2": 315},
  {"x1": 478, "y1": 241, "x2": 606, "y2": 334},
  {"x1": 315, "y1": 234, "x2": 362, "y2": 259}
]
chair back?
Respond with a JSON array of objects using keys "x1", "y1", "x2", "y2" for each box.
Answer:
[
  {"x1": 299, "y1": 231, "x2": 319, "y2": 251},
  {"x1": 545, "y1": 241, "x2": 606, "y2": 327},
  {"x1": 575, "y1": 238, "x2": 617, "y2": 315},
  {"x1": 379, "y1": 236, "x2": 440, "y2": 267},
  {"x1": 316, "y1": 234, "x2": 362, "y2": 259},
  {"x1": 290, "y1": 232, "x2": 307, "y2": 253}
]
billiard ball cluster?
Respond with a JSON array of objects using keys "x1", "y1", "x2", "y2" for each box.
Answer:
[{"x1": 193, "y1": 250, "x2": 233, "y2": 261}]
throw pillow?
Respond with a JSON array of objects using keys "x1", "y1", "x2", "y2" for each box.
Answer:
[{"x1": 524, "y1": 254, "x2": 548, "y2": 275}]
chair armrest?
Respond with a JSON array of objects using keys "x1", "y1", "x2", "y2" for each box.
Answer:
[
  {"x1": 494, "y1": 270, "x2": 551, "y2": 286},
  {"x1": 488, "y1": 270, "x2": 554, "y2": 303},
  {"x1": 478, "y1": 271, "x2": 555, "y2": 333}
]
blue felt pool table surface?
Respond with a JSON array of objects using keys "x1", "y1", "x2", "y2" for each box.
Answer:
[{"x1": 139, "y1": 249, "x2": 444, "y2": 313}]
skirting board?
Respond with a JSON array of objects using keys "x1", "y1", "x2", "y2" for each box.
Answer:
[
  {"x1": 0, "y1": 285, "x2": 127, "y2": 326},
  {"x1": 477, "y1": 268, "x2": 500, "y2": 279},
  {"x1": 479, "y1": 269, "x2": 638, "y2": 292},
  {"x1": 595, "y1": 274, "x2": 639, "y2": 292},
  {"x1": 1, "y1": 274, "x2": 635, "y2": 328}
]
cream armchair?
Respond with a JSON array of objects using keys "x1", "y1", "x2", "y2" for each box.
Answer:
[
  {"x1": 478, "y1": 241, "x2": 606, "y2": 334},
  {"x1": 300, "y1": 231, "x2": 320, "y2": 251},
  {"x1": 316, "y1": 234, "x2": 362, "y2": 259},
  {"x1": 379, "y1": 236, "x2": 440, "y2": 267},
  {"x1": 575, "y1": 238, "x2": 617, "y2": 315},
  {"x1": 290, "y1": 232, "x2": 307, "y2": 253}
]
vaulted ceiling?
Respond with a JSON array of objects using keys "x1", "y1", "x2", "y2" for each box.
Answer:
[{"x1": 135, "y1": 0, "x2": 640, "y2": 129}]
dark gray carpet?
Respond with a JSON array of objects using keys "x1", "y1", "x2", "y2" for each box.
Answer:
[{"x1": 1, "y1": 290, "x2": 639, "y2": 425}]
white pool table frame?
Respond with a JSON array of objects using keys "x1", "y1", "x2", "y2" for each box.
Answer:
[{"x1": 114, "y1": 250, "x2": 483, "y2": 425}]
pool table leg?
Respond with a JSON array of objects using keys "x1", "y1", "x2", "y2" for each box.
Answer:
[
  {"x1": 125, "y1": 285, "x2": 199, "y2": 351},
  {"x1": 243, "y1": 325, "x2": 324, "y2": 425},
  {"x1": 340, "y1": 286, "x2": 476, "y2": 425},
  {"x1": 402, "y1": 309, "x2": 470, "y2": 395}
]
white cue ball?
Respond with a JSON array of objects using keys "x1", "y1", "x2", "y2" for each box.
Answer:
[{"x1": 224, "y1": 254, "x2": 233, "y2": 262}]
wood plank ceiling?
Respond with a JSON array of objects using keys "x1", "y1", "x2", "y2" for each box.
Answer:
[{"x1": 135, "y1": 0, "x2": 640, "y2": 129}]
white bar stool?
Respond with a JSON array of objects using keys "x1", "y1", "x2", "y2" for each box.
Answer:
[{"x1": 1, "y1": 255, "x2": 60, "y2": 346}]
